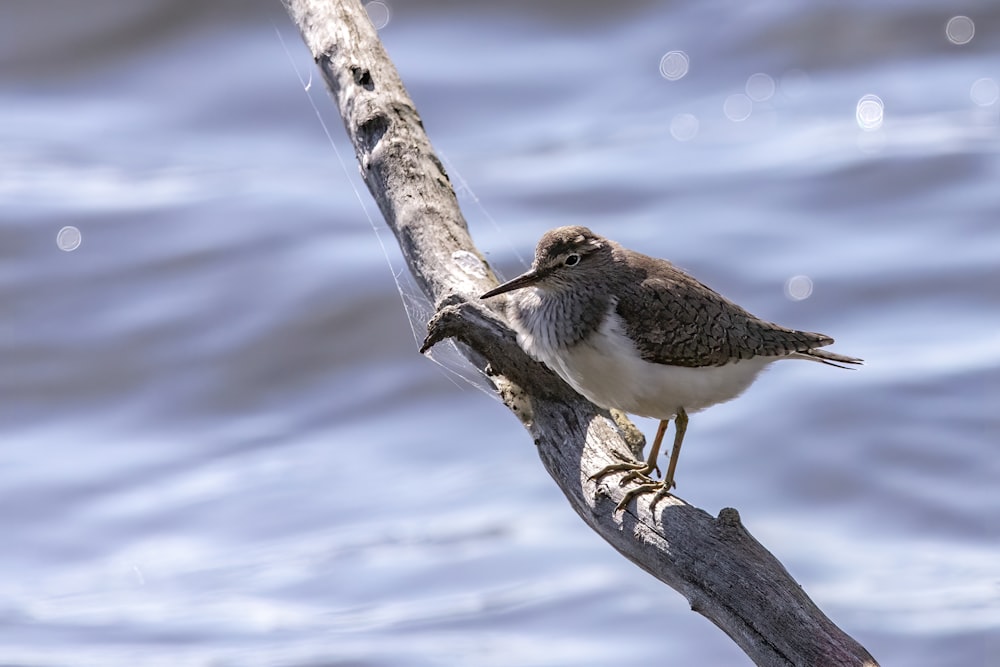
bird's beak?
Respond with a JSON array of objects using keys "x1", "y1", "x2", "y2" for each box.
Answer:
[{"x1": 480, "y1": 269, "x2": 542, "y2": 299}]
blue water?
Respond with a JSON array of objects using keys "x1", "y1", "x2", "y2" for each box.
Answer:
[{"x1": 2, "y1": 1, "x2": 998, "y2": 665}]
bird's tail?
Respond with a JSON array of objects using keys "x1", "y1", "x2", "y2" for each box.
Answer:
[{"x1": 792, "y1": 347, "x2": 864, "y2": 369}]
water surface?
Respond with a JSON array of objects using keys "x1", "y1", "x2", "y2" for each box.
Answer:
[{"x1": 2, "y1": 1, "x2": 998, "y2": 665}]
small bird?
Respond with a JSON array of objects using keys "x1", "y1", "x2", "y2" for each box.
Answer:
[{"x1": 481, "y1": 226, "x2": 861, "y2": 509}]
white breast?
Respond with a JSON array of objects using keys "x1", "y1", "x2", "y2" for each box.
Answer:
[{"x1": 514, "y1": 299, "x2": 779, "y2": 420}]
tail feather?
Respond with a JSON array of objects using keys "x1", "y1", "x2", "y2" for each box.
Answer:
[{"x1": 792, "y1": 347, "x2": 864, "y2": 369}]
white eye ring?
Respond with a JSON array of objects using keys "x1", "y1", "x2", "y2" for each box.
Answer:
[{"x1": 564, "y1": 254, "x2": 581, "y2": 267}]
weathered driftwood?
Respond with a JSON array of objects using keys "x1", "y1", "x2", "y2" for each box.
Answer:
[{"x1": 282, "y1": 2, "x2": 879, "y2": 665}]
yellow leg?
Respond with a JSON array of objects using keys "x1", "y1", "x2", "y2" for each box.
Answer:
[
  {"x1": 660, "y1": 407, "x2": 688, "y2": 492},
  {"x1": 643, "y1": 419, "x2": 670, "y2": 477},
  {"x1": 648, "y1": 408, "x2": 688, "y2": 510}
]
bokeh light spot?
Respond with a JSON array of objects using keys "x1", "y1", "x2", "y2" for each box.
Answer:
[
  {"x1": 364, "y1": 1, "x2": 391, "y2": 30},
  {"x1": 57, "y1": 226, "x2": 82, "y2": 252},
  {"x1": 970, "y1": 78, "x2": 999, "y2": 107},
  {"x1": 745, "y1": 73, "x2": 776, "y2": 102},
  {"x1": 946, "y1": 16, "x2": 975, "y2": 45},
  {"x1": 659, "y1": 51, "x2": 690, "y2": 81},
  {"x1": 669, "y1": 113, "x2": 699, "y2": 141},
  {"x1": 723, "y1": 93, "x2": 753, "y2": 122},
  {"x1": 784, "y1": 275, "x2": 813, "y2": 301},
  {"x1": 856, "y1": 94, "x2": 884, "y2": 131}
]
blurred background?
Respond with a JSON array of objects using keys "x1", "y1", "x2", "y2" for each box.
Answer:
[{"x1": 2, "y1": 1, "x2": 998, "y2": 665}]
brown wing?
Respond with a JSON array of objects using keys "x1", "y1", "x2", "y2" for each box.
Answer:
[{"x1": 614, "y1": 257, "x2": 832, "y2": 368}]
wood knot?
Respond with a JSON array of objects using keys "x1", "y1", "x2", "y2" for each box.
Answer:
[
  {"x1": 717, "y1": 507, "x2": 743, "y2": 530},
  {"x1": 420, "y1": 296, "x2": 474, "y2": 354},
  {"x1": 351, "y1": 65, "x2": 374, "y2": 90},
  {"x1": 357, "y1": 113, "x2": 389, "y2": 155}
]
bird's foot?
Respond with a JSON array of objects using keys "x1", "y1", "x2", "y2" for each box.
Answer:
[
  {"x1": 590, "y1": 455, "x2": 677, "y2": 512},
  {"x1": 589, "y1": 451, "x2": 659, "y2": 484},
  {"x1": 615, "y1": 479, "x2": 677, "y2": 513},
  {"x1": 647, "y1": 482, "x2": 677, "y2": 513}
]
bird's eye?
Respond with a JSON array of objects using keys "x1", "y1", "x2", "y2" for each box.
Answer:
[{"x1": 564, "y1": 254, "x2": 580, "y2": 267}]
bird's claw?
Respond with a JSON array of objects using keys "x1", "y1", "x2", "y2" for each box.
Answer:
[
  {"x1": 614, "y1": 479, "x2": 677, "y2": 513},
  {"x1": 590, "y1": 456, "x2": 677, "y2": 513},
  {"x1": 589, "y1": 453, "x2": 659, "y2": 484},
  {"x1": 610, "y1": 449, "x2": 657, "y2": 470},
  {"x1": 618, "y1": 468, "x2": 654, "y2": 487}
]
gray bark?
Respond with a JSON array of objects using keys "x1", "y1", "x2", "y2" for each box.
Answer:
[{"x1": 282, "y1": 2, "x2": 880, "y2": 665}]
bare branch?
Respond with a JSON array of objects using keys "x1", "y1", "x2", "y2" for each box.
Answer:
[{"x1": 283, "y1": 2, "x2": 879, "y2": 665}]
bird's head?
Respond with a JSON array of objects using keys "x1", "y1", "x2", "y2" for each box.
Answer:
[{"x1": 481, "y1": 226, "x2": 612, "y2": 299}]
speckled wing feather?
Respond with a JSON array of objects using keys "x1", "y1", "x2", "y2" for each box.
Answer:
[{"x1": 614, "y1": 251, "x2": 833, "y2": 368}]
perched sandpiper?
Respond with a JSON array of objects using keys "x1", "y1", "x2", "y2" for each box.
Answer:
[{"x1": 481, "y1": 226, "x2": 861, "y2": 509}]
